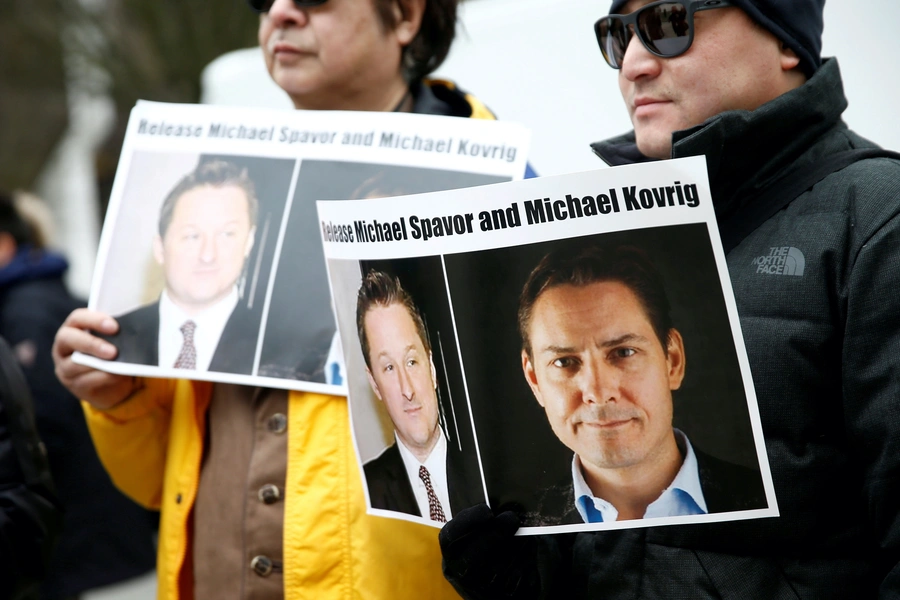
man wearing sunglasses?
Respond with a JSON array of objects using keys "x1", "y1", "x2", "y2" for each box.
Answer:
[
  {"x1": 52, "y1": 0, "x2": 512, "y2": 599},
  {"x1": 440, "y1": 0, "x2": 900, "y2": 598}
]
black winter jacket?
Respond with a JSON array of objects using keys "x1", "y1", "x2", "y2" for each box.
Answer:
[
  {"x1": 567, "y1": 57, "x2": 900, "y2": 600},
  {"x1": 0, "y1": 336, "x2": 61, "y2": 600},
  {"x1": 443, "y1": 58, "x2": 900, "y2": 600}
]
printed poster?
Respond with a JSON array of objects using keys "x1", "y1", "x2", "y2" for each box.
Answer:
[
  {"x1": 318, "y1": 156, "x2": 778, "y2": 533},
  {"x1": 75, "y1": 100, "x2": 531, "y2": 394}
]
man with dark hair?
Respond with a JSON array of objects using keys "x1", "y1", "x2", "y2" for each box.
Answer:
[
  {"x1": 517, "y1": 244, "x2": 764, "y2": 526},
  {"x1": 517, "y1": 245, "x2": 675, "y2": 359},
  {"x1": 441, "y1": 0, "x2": 900, "y2": 598},
  {"x1": 257, "y1": 0, "x2": 503, "y2": 120},
  {"x1": 356, "y1": 270, "x2": 475, "y2": 522},
  {"x1": 106, "y1": 159, "x2": 259, "y2": 374},
  {"x1": 157, "y1": 159, "x2": 259, "y2": 243},
  {"x1": 356, "y1": 270, "x2": 431, "y2": 368},
  {"x1": 53, "y1": 0, "x2": 516, "y2": 598}
]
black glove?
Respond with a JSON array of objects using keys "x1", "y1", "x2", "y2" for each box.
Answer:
[{"x1": 440, "y1": 503, "x2": 541, "y2": 600}]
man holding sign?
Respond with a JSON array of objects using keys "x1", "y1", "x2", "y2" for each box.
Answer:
[
  {"x1": 441, "y1": 0, "x2": 900, "y2": 597},
  {"x1": 52, "y1": 0, "x2": 511, "y2": 598}
]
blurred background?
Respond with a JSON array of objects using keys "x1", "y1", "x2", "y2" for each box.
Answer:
[{"x1": 1, "y1": 0, "x2": 899, "y2": 596}]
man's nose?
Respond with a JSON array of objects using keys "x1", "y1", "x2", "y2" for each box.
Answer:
[
  {"x1": 620, "y1": 29, "x2": 662, "y2": 81},
  {"x1": 199, "y1": 236, "x2": 217, "y2": 263},
  {"x1": 578, "y1": 357, "x2": 618, "y2": 405},
  {"x1": 267, "y1": 0, "x2": 311, "y2": 27},
  {"x1": 399, "y1": 366, "x2": 415, "y2": 401}
]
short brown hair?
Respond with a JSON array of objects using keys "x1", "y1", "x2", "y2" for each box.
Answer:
[
  {"x1": 518, "y1": 243, "x2": 674, "y2": 359},
  {"x1": 158, "y1": 160, "x2": 259, "y2": 238},
  {"x1": 373, "y1": 0, "x2": 458, "y2": 82},
  {"x1": 357, "y1": 269, "x2": 431, "y2": 369}
]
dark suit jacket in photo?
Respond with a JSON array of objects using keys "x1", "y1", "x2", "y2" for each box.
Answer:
[
  {"x1": 363, "y1": 439, "x2": 482, "y2": 519},
  {"x1": 104, "y1": 299, "x2": 260, "y2": 375},
  {"x1": 522, "y1": 446, "x2": 767, "y2": 527}
]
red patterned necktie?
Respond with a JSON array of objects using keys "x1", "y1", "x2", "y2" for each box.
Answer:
[
  {"x1": 173, "y1": 320, "x2": 197, "y2": 369},
  {"x1": 418, "y1": 465, "x2": 447, "y2": 523}
]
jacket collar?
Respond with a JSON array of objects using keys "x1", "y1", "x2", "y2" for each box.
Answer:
[
  {"x1": 410, "y1": 78, "x2": 497, "y2": 120},
  {"x1": 411, "y1": 79, "x2": 455, "y2": 116},
  {"x1": 591, "y1": 58, "x2": 848, "y2": 217}
]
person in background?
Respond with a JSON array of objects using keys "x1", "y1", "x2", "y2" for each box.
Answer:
[
  {"x1": 0, "y1": 190, "x2": 156, "y2": 599},
  {"x1": 52, "y1": 0, "x2": 532, "y2": 598}
]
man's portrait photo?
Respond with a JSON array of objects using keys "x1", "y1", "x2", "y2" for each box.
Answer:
[
  {"x1": 357, "y1": 270, "x2": 455, "y2": 522},
  {"x1": 517, "y1": 243, "x2": 766, "y2": 525},
  {"x1": 443, "y1": 224, "x2": 770, "y2": 529},
  {"x1": 94, "y1": 152, "x2": 295, "y2": 376},
  {"x1": 326, "y1": 256, "x2": 485, "y2": 524}
]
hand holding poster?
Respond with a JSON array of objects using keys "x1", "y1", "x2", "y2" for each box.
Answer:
[
  {"x1": 318, "y1": 156, "x2": 778, "y2": 534},
  {"x1": 74, "y1": 101, "x2": 531, "y2": 393}
]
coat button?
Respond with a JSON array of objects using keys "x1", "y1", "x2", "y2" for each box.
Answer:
[
  {"x1": 258, "y1": 484, "x2": 281, "y2": 505},
  {"x1": 250, "y1": 555, "x2": 274, "y2": 577},
  {"x1": 266, "y1": 413, "x2": 287, "y2": 434}
]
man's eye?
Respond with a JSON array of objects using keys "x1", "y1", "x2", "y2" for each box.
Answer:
[
  {"x1": 611, "y1": 347, "x2": 637, "y2": 359},
  {"x1": 384, "y1": 364, "x2": 394, "y2": 372},
  {"x1": 407, "y1": 358, "x2": 418, "y2": 367},
  {"x1": 551, "y1": 357, "x2": 578, "y2": 369}
]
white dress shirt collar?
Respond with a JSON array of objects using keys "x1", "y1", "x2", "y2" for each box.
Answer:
[
  {"x1": 396, "y1": 428, "x2": 452, "y2": 521},
  {"x1": 572, "y1": 428, "x2": 708, "y2": 523},
  {"x1": 158, "y1": 287, "x2": 239, "y2": 371}
]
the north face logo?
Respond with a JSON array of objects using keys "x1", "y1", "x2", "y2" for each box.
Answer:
[{"x1": 752, "y1": 246, "x2": 805, "y2": 276}]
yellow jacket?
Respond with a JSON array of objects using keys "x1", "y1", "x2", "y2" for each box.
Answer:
[
  {"x1": 83, "y1": 378, "x2": 461, "y2": 599},
  {"x1": 82, "y1": 80, "x2": 504, "y2": 599}
]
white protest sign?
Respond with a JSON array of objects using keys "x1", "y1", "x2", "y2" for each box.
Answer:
[
  {"x1": 319, "y1": 157, "x2": 777, "y2": 533},
  {"x1": 75, "y1": 101, "x2": 531, "y2": 393}
]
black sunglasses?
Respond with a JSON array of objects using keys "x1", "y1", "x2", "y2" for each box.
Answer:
[
  {"x1": 247, "y1": 0, "x2": 328, "y2": 13},
  {"x1": 594, "y1": 0, "x2": 732, "y2": 69}
]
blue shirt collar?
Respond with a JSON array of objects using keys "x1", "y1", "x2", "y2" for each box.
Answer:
[{"x1": 573, "y1": 429, "x2": 707, "y2": 523}]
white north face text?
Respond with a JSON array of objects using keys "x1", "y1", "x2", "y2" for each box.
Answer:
[{"x1": 752, "y1": 246, "x2": 805, "y2": 276}]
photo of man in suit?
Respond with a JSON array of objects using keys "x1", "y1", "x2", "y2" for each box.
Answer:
[
  {"x1": 518, "y1": 243, "x2": 766, "y2": 526},
  {"x1": 106, "y1": 159, "x2": 259, "y2": 374},
  {"x1": 356, "y1": 269, "x2": 467, "y2": 522}
]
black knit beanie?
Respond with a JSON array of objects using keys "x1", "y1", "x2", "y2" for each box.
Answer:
[{"x1": 606, "y1": 0, "x2": 825, "y2": 77}]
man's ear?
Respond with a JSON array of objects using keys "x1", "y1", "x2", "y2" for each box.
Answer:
[
  {"x1": 521, "y1": 349, "x2": 545, "y2": 408},
  {"x1": 366, "y1": 366, "x2": 383, "y2": 402},
  {"x1": 152, "y1": 234, "x2": 165, "y2": 266},
  {"x1": 780, "y1": 44, "x2": 802, "y2": 72},
  {"x1": 392, "y1": 0, "x2": 425, "y2": 47},
  {"x1": 665, "y1": 329, "x2": 686, "y2": 391}
]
